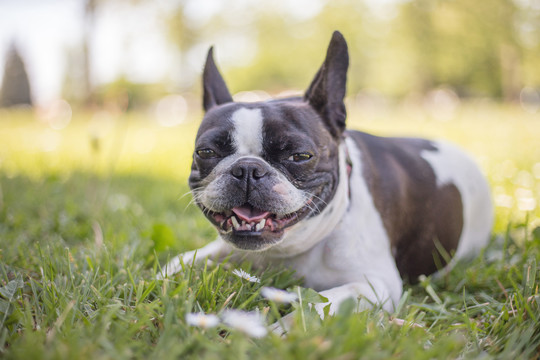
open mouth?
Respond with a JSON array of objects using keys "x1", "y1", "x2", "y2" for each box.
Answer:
[{"x1": 205, "y1": 203, "x2": 308, "y2": 235}]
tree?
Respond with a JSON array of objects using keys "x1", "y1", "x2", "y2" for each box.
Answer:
[
  {"x1": 0, "y1": 43, "x2": 33, "y2": 107},
  {"x1": 81, "y1": 0, "x2": 97, "y2": 106}
]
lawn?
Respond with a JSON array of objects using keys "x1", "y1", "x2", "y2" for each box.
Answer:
[{"x1": 0, "y1": 103, "x2": 539, "y2": 359}]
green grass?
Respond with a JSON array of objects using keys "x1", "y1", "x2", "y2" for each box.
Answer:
[{"x1": 1, "y1": 104, "x2": 539, "y2": 359}]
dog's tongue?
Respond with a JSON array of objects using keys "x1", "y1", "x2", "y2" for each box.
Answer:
[{"x1": 232, "y1": 205, "x2": 270, "y2": 223}]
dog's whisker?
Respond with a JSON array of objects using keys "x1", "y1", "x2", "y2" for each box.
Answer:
[
  {"x1": 299, "y1": 191, "x2": 325, "y2": 214},
  {"x1": 304, "y1": 203, "x2": 320, "y2": 216},
  {"x1": 178, "y1": 188, "x2": 207, "y2": 213},
  {"x1": 301, "y1": 189, "x2": 327, "y2": 205},
  {"x1": 184, "y1": 198, "x2": 201, "y2": 212},
  {"x1": 179, "y1": 191, "x2": 194, "y2": 200}
]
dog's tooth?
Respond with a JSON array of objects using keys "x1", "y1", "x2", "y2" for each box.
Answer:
[
  {"x1": 255, "y1": 218, "x2": 266, "y2": 232},
  {"x1": 255, "y1": 219, "x2": 266, "y2": 231},
  {"x1": 231, "y1": 216, "x2": 240, "y2": 230}
]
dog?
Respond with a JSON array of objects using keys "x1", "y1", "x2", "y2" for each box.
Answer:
[{"x1": 161, "y1": 31, "x2": 493, "y2": 319}]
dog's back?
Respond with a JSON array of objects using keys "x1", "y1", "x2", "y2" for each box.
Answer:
[{"x1": 348, "y1": 130, "x2": 493, "y2": 281}]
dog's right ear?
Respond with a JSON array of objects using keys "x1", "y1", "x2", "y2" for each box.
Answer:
[
  {"x1": 304, "y1": 31, "x2": 349, "y2": 139},
  {"x1": 202, "y1": 47, "x2": 233, "y2": 112}
]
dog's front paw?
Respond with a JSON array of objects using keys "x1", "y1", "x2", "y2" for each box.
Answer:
[
  {"x1": 269, "y1": 312, "x2": 296, "y2": 336},
  {"x1": 157, "y1": 239, "x2": 230, "y2": 279},
  {"x1": 157, "y1": 253, "x2": 188, "y2": 279}
]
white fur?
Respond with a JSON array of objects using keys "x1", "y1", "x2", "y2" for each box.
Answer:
[
  {"x1": 421, "y1": 141, "x2": 493, "y2": 261},
  {"x1": 231, "y1": 108, "x2": 263, "y2": 156}
]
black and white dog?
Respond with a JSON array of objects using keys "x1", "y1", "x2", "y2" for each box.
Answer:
[{"x1": 162, "y1": 31, "x2": 493, "y2": 317}]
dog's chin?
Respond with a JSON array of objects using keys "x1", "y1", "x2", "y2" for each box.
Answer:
[
  {"x1": 221, "y1": 231, "x2": 284, "y2": 251},
  {"x1": 201, "y1": 202, "x2": 312, "y2": 251}
]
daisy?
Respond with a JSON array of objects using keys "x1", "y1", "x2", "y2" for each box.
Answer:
[
  {"x1": 221, "y1": 309, "x2": 268, "y2": 338},
  {"x1": 185, "y1": 312, "x2": 220, "y2": 329},
  {"x1": 232, "y1": 269, "x2": 261, "y2": 283},
  {"x1": 261, "y1": 287, "x2": 298, "y2": 304}
]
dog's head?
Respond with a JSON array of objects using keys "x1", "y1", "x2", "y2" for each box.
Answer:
[{"x1": 189, "y1": 31, "x2": 349, "y2": 251}]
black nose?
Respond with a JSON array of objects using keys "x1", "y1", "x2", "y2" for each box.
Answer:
[{"x1": 230, "y1": 159, "x2": 269, "y2": 182}]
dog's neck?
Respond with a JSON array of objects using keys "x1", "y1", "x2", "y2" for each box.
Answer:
[{"x1": 257, "y1": 140, "x2": 352, "y2": 258}]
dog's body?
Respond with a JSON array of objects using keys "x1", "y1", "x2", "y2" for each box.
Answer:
[{"x1": 162, "y1": 32, "x2": 493, "y2": 316}]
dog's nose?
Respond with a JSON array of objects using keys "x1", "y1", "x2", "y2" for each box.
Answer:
[{"x1": 230, "y1": 159, "x2": 269, "y2": 182}]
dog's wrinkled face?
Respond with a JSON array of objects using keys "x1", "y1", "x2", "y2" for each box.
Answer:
[
  {"x1": 189, "y1": 101, "x2": 339, "y2": 250},
  {"x1": 189, "y1": 32, "x2": 349, "y2": 251}
]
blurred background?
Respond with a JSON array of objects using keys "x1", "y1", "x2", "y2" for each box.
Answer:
[
  {"x1": 0, "y1": 0, "x2": 539, "y2": 248},
  {"x1": 2, "y1": 0, "x2": 540, "y2": 112}
]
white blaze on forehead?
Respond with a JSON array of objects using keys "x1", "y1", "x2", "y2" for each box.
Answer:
[{"x1": 231, "y1": 107, "x2": 263, "y2": 156}]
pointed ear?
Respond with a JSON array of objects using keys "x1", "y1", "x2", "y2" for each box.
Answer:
[
  {"x1": 203, "y1": 47, "x2": 233, "y2": 111},
  {"x1": 304, "y1": 31, "x2": 349, "y2": 138}
]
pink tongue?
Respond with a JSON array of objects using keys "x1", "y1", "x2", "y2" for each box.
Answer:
[{"x1": 232, "y1": 205, "x2": 270, "y2": 223}]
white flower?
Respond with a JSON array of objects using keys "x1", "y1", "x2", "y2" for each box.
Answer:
[
  {"x1": 221, "y1": 309, "x2": 268, "y2": 338},
  {"x1": 261, "y1": 287, "x2": 298, "y2": 304},
  {"x1": 185, "y1": 312, "x2": 220, "y2": 329},
  {"x1": 232, "y1": 269, "x2": 261, "y2": 283}
]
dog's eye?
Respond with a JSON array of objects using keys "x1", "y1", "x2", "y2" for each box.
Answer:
[
  {"x1": 196, "y1": 149, "x2": 218, "y2": 159},
  {"x1": 288, "y1": 153, "x2": 312, "y2": 162}
]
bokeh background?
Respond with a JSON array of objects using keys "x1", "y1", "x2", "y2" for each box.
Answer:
[
  {"x1": 2, "y1": 0, "x2": 540, "y2": 107},
  {"x1": 0, "y1": 0, "x2": 539, "y2": 247}
]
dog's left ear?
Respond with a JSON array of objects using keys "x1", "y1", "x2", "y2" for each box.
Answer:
[
  {"x1": 304, "y1": 31, "x2": 349, "y2": 139},
  {"x1": 203, "y1": 47, "x2": 233, "y2": 112}
]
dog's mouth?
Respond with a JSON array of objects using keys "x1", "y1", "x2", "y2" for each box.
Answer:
[{"x1": 204, "y1": 203, "x2": 310, "y2": 236}]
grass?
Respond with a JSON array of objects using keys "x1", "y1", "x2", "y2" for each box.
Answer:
[{"x1": 0, "y1": 103, "x2": 539, "y2": 359}]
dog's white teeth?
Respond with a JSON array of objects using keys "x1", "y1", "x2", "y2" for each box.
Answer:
[
  {"x1": 231, "y1": 216, "x2": 267, "y2": 232},
  {"x1": 255, "y1": 218, "x2": 266, "y2": 231},
  {"x1": 231, "y1": 216, "x2": 240, "y2": 229}
]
